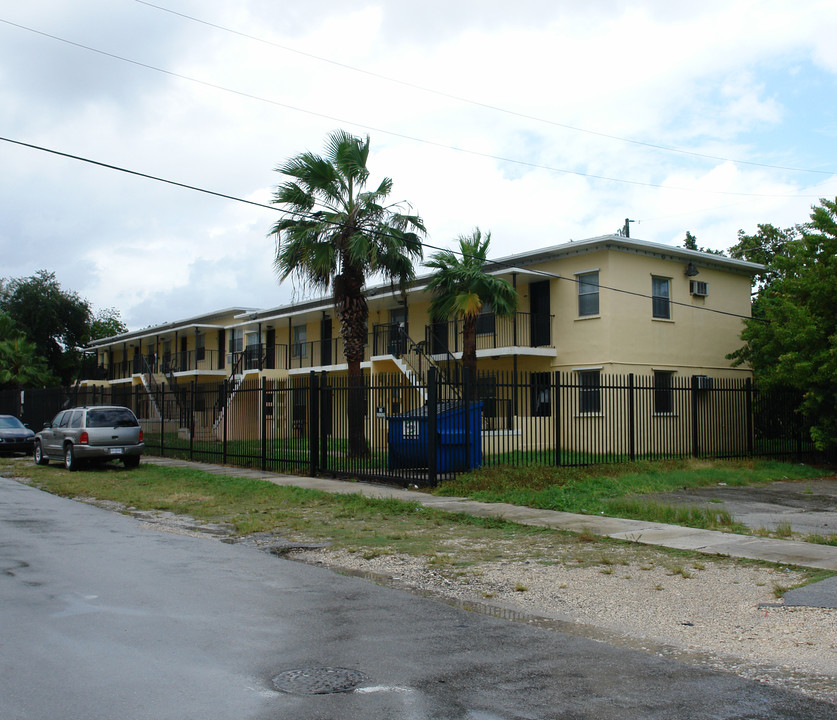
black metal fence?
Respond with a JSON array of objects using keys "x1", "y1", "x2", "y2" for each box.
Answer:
[{"x1": 0, "y1": 371, "x2": 812, "y2": 485}]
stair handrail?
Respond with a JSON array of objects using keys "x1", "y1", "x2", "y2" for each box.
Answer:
[{"x1": 393, "y1": 326, "x2": 461, "y2": 400}]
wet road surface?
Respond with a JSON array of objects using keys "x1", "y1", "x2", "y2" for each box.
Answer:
[{"x1": 2, "y1": 476, "x2": 835, "y2": 720}]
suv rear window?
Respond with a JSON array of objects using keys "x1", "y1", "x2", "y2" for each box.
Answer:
[{"x1": 86, "y1": 409, "x2": 139, "y2": 428}]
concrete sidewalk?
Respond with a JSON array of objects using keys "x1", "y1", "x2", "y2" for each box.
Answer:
[{"x1": 143, "y1": 456, "x2": 837, "y2": 576}]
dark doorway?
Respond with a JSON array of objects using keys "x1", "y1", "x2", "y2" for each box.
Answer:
[
  {"x1": 529, "y1": 280, "x2": 551, "y2": 347},
  {"x1": 388, "y1": 307, "x2": 407, "y2": 357},
  {"x1": 265, "y1": 328, "x2": 276, "y2": 370},
  {"x1": 320, "y1": 316, "x2": 332, "y2": 366},
  {"x1": 429, "y1": 320, "x2": 449, "y2": 355}
]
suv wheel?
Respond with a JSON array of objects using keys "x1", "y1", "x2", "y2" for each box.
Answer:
[
  {"x1": 33, "y1": 441, "x2": 49, "y2": 466},
  {"x1": 123, "y1": 455, "x2": 140, "y2": 469},
  {"x1": 64, "y1": 444, "x2": 79, "y2": 472}
]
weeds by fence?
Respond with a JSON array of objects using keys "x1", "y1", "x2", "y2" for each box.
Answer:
[{"x1": 0, "y1": 370, "x2": 811, "y2": 486}]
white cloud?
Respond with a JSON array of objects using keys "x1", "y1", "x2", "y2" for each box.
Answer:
[{"x1": 2, "y1": 0, "x2": 836, "y2": 330}]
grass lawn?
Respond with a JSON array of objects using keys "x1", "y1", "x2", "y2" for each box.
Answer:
[{"x1": 434, "y1": 458, "x2": 828, "y2": 532}]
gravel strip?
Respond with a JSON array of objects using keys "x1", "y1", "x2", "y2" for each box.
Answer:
[{"x1": 293, "y1": 547, "x2": 837, "y2": 704}]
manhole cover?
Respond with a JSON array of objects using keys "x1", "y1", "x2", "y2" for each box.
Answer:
[{"x1": 271, "y1": 667, "x2": 367, "y2": 695}]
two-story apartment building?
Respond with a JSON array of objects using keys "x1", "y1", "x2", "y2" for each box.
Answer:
[{"x1": 81, "y1": 235, "x2": 760, "y2": 456}]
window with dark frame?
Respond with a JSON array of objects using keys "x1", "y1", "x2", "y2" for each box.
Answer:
[
  {"x1": 476, "y1": 303, "x2": 495, "y2": 335},
  {"x1": 577, "y1": 271, "x2": 599, "y2": 316},
  {"x1": 292, "y1": 325, "x2": 307, "y2": 358},
  {"x1": 578, "y1": 370, "x2": 601, "y2": 414},
  {"x1": 531, "y1": 372, "x2": 551, "y2": 417},
  {"x1": 652, "y1": 277, "x2": 671, "y2": 319},
  {"x1": 653, "y1": 370, "x2": 675, "y2": 414}
]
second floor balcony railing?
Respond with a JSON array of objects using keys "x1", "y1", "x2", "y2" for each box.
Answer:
[
  {"x1": 425, "y1": 312, "x2": 554, "y2": 355},
  {"x1": 81, "y1": 350, "x2": 227, "y2": 382},
  {"x1": 82, "y1": 313, "x2": 555, "y2": 383}
]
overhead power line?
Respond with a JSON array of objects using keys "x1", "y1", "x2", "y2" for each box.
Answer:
[
  {"x1": 0, "y1": 16, "x2": 831, "y2": 200},
  {"x1": 0, "y1": 134, "x2": 761, "y2": 323},
  {"x1": 134, "y1": 0, "x2": 833, "y2": 177}
]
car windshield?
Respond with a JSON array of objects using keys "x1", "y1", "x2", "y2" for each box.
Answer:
[
  {"x1": 0, "y1": 416, "x2": 24, "y2": 429},
  {"x1": 86, "y1": 409, "x2": 138, "y2": 428}
]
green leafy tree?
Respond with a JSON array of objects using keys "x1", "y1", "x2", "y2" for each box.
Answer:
[
  {"x1": 729, "y1": 198, "x2": 837, "y2": 451},
  {"x1": 425, "y1": 229, "x2": 518, "y2": 386},
  {"x1": 0, "y1": 270, "x2": 91, "y2": 385},
  {"x1": 0, "y1": 311, "x2": 55, "y2": 389},
  {"x1": 269, "y1": 130, "x2": 425, "y2": 456},
  {"x1": 89, "y1": 307, "x2": 129, "y2": 340},
  {"x1": 0, "y1": 333, "x2": 55, "y2": 390},
  {"x1": 683, "y1": 231, "x2": 725, "y2": 256},
  {"x1": 729, "y1": 223, "x2": 799, "y2": 288}
]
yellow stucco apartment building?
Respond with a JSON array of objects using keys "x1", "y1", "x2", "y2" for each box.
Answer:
[{"x1": 81, "y1": 235, "x2": 761, "y2": 459}]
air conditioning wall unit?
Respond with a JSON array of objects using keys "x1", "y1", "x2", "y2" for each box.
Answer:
[
  {"x1": 690, "y1": 280, "x2": 709, "y2": 297},
  {"x1": 694, "y1": 375, "x2": 714, "y2": 390}
]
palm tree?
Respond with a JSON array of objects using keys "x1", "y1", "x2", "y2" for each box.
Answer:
[
  {"x1": 269, "y1": 130, "x2": 425, "y2": 456},
  {"x1": 425, "y1": 229, "x2": 517, "y2": 390}
]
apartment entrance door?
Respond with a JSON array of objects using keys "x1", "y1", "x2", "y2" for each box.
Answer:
[{"x1": 529, "y1": 280, "x2": 551, "y2": 347}]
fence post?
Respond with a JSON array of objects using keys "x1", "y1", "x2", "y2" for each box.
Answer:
[
  {"x1": 463, "y1": 367, "x2": 471, "y2": 472},
  {"x1": 691, "y1": 375, "x2": 700, "y2": 458},
  {"x1": 319, "y1": 372, "x2": 328, "y2": 473},
  {"x1": 553, "y1": 371, "x2": 561, "y2": 466},
  {"x1": 628, "y1": 373, "x2": 636, "y2": 462},
  {"x1": 427, "y1": 367, "x2": 437, "y2": 486},
  {"x1": 222, "y1": 379, "x2": 228, "y2": 465},
  {"x1": 189, "y1": 380, "x2": 195, "y2": 460},
  {"x1": 159, "y1": 383, "x2": 165, "y2": 457},
  {"x1": 745, "y1": 378, "x2": 754, "y2": 457},
  {"x1": 309, "y1": 371, "x2": 319, "y2": 478},
  {"x1": 261, "y1": 377, "x2": 268, "y2": 472}
]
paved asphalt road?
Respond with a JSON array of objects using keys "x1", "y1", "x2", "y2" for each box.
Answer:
[{"x1": 2, "y1": 476, "x2": 835, "y2": 720}]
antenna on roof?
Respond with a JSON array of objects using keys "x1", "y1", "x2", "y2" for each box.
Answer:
[{"x1": 618, "y1": 218, "x2": 635, "y2": 237}]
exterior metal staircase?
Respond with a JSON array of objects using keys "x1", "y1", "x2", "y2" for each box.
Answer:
[
  {"x1": 388, "y1": 326, "x2": 461, "y2": 402},
  {"x1": 213, "y1": 352, "x2": 246, "y2": 431}
]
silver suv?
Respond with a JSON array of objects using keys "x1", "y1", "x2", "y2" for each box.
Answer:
[{"x1": 34, "y1": 406, "x2": 144, "y2": 471}]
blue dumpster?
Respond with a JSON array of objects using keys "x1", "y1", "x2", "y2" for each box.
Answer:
[{"x1": 387, "y1": 401, "x2": 482, "y2": 472}]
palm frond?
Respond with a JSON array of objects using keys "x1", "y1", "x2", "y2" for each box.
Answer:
[
  {"x1": 425, "y1": 227, "x2": 517, "y2": 322},
  {"x1": 270, "y1": 129, "x2": 425, "y2": 314}
]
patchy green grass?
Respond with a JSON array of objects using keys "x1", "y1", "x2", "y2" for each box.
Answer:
[
  {"x1": 0, "y1": 457, "x2": 549, "y2": 562},
  {"x1": 434, "y1": 458, "x2": 824, "y2": 532},
  {"x1": 604, "y1": 498, "x2": 748, "y2": 532}
]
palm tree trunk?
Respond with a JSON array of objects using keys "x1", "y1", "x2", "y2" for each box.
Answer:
[
  {"x1": 335, "y1": 265, "x2": 370, "y2": 458},
  {"x1": 462, "y1": 315, "x2": 478, "y2": 402}
]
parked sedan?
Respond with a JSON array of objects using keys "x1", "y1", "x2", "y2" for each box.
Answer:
[
  {"x1": 0, "y1": 415, "x2": 35, "y2": 456},
  {"x1": 34, "y1": 406, "x2": 144, "y2": 471}
]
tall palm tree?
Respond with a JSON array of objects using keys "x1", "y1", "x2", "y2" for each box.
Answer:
[
  {"x1": 269, "y1": 130, "x2": 425, "y2": 456},
  {"x1": 426, "y1": 229, "x2": 517, "y2": 389}
]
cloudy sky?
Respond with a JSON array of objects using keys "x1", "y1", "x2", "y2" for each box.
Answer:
[{"x1": 2, "y1": 0, "x2": 836, "y2": 330}]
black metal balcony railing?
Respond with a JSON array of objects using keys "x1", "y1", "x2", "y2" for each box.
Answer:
[
  {"x1": 426, "y1": 312, "x2": 553, "y2": 355},
  {"x1": 81, "y1": 314, "x2": 554, "y2": 382},
  {"x1": 81, "y1": 350, "x2": 226, "y2": 382}
]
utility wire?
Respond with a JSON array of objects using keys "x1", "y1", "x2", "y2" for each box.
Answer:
[
  {"x1": 0, "y1": 135, "x2": 277, "y2": 212},
  {"x1": 134, "y1": 0, "x2": 833, "y2": 177},
  {"x1": 0, "y1": 16, "x2": 830, "y2": 200},
  {"x1": 0, "y1": 134, "x2": 761, "y2": 323}
]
